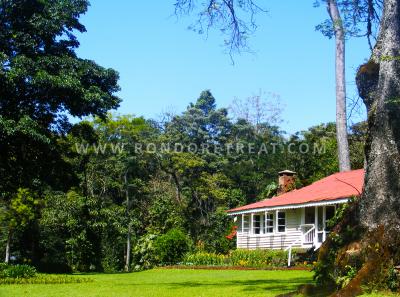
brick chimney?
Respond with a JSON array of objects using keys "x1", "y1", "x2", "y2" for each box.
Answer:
[{"x1": 277, "y1": 170, "x2": 296, "y2": 195}]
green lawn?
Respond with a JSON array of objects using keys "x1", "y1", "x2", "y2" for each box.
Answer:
[
  {"x1": 0, "y1": 269, "x2": 396, "y2": 297},
  {"x1": 1, "y1": 269, "x2": 312, "y2": 297}
]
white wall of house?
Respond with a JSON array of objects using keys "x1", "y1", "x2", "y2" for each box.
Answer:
[
  {"x1": 234, "y1": 202, "x2": 343, "y2": 250},
  {"x1": 236, "y1": 208, "x2": 304, "y2": 250}
]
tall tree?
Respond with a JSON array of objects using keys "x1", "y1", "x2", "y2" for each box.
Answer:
[
  {"x1": 0, "y1": 0, "x2": 120, "y2": 263},
  {"x1": 0, "y1": 0, "x2": 120, "y2": 192},
  {"x1": 316, "y1": 0, "x2": 383, "y2": 171},
  {"x1": 90, "y1": 115, "x2": 156, "y2": 272},
  {"x1": 356, "y1": 0, "x2": 400, "y2": 232},
  {"x1": 1, "y1": 188, "x2": 38, "y2": 263},
  {"x1": 326, "y1": 0, "x2": 351, "y2": 171},
  {"x1": 315, "y1": 1, "x2": 400, "y2": 294}
]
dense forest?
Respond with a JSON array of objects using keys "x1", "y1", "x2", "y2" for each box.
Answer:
[
  {"x1": 1, "y1": 85, "x2": 366, "y2": 272},
  {"x1": 0, "y1": 0, "x2": 369, "y2": 275}
]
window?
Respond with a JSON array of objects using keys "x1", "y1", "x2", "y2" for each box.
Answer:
[
  {"x1": 265, "y1": 213, "x2": 274, "y2": 233},
  {"x1": 243, "y1": 215, "x2": 250, "y2": 233},
  {"x1": 277, "y1": 212, "x2": 286, "y2": 233},
  {"x1": 253, "y1": 214, "x2": 262, "y2": 234}
]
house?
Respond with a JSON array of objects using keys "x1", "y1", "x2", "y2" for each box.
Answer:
[{"x1": 227, "y1": 169, "x2": 364, "y2": 253}]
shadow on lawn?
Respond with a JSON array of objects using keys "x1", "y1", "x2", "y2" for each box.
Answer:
[{"x1": 166, "y1": 277, "x2": 312, "y2": 293}]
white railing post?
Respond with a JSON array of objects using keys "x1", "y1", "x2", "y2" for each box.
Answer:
[{"x1": 285, "y1": 225, "x2": 316, "y2": 267}]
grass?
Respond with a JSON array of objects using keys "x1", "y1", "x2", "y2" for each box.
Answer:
[
  {"x1": 0, "y1": 269, "x2": 397, "y2": 297},
  {"x1": 1, "y1": 269, "x2": 313, "y2": 297}
]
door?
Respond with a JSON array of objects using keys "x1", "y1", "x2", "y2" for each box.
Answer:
[
  {"x1": 304, "y1": 207, "x2": 315, "y2": 224},
  {"x1": 302, "y1": 207, "x2": 316, "y2": 244}
]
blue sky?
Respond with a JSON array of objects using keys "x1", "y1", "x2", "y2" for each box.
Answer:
[{"x1": 75, "y1": 1, "x2": 370, "y2": 134}]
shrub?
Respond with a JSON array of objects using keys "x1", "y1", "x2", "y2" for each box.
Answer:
[
  {"x1": 183, "y1": 252, "x2": 227, "y2": 266},
  {"x1": 386, "y1": 265, "x2": 400, "y2": 291},
  {"x1": 0, "y1": 274, "x2": 92, "y2": 285},
  {"x1": 182, "y1": 249, "x2": 293, "y2": 268},
  {"x1": 197, "y1": 208, "x2": 237, "y2": 254},
  {"x1": 0, "y1": 264, "x2": 37, "y2": 278},
  {"x1": 131, "y1": 234, "x2": 158, "y2": 271},
  {"x1": 153, "y1": 228, "x2": 190, "y2": 265},
  {"x1": 229, "y1": 249, "x2": 292, "y2": 268}
]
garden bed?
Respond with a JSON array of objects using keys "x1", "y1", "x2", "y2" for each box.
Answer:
[{"x1": 161, "y1": 265, "x2": 311, "y2": 271}]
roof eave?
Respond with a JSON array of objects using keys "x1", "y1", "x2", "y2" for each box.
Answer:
[{"x1": 227, "y1": 197, "x2": 350, "y2": 216}]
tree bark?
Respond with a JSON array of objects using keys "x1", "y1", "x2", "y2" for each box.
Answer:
[
  {"x1": 5, "y1": 230, "x2": 11, "y2": 264},
  {"x1": 356, "y1": 0, "x2": 400, "y2": 232},
  {"x1": 327, "y1": 0, "x2": 351, "y2": 172},
  {"x1": 124, "y1": 171, "x2": 131, "y2": 272},
  {"x1": 125, "y1": 224, "x2": 131, "y2": 272}
]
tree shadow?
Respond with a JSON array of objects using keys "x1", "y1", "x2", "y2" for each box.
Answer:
[{"x1": 164, "y1": 277, "x2": 313, "y2": 294}]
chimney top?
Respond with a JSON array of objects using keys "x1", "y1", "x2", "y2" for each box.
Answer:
[{"x1": 278, "y1": 170, "x2": 296, "y2": 176}]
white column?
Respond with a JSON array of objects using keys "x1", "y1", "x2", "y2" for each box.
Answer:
[
  {"x1": 301, "y1": 208, "x2": 305, "y2": 225},
  {"x1": 301, "y1": 208, "x2": 305, "y2": 246},
  {"x1": 241, "y1": 214, "x2": 244, "y2": 234},
  {"x1": 264, "y1": 211, "x2": 267, "y2": 234},
  {"x1": 314, "y1": 206, "x2": 318, "y2": 246},
  {"x1": 323, "y1": 206, "x2": 326, "y2": 242},
  {"x1": 250, "y1": 213, "x2": 254, "y2": 235}
]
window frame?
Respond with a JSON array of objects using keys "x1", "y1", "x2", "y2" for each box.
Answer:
[
  {"x1": 264, "y1": 212, "x2": 274, "y2": 234},
  {"x1": 242, "y1": 214, "x2": 250, "y2": 233},
  {"x1": 276, "y1": 211, "x2": 286, "y2": 233},
  {"x1": 253, "y1": 214, "x2": 262, "y2": 234}
]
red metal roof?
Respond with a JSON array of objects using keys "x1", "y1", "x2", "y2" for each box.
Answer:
[{"x1": 228, "y1": 169, "x2": 364, "y2": 213}]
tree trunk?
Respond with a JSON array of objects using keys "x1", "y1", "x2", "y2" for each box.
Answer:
[
  {"x1": 124, "y1": 171, "x2": 131, "y2": 272},
  {"x1": 5, "y1": 230, "x2": 11, "y2": 264},
  {"x1": 356, "y1": 0, "x2": 400, "y2": 232},
  {"x1": 125, "y1": 224, "x2": 131, "y2": 272},
  {"x1": 327, "y1": 0, "x2": 351, "y2": 172}
]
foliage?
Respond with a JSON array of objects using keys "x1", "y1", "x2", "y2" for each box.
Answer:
[
  {"x1": 0, "y1": 188, "x2": 39, "y2": 232},
  {"x1": 313, "y1": 199, "x2": 362, "y2": 286},
  {"x1": 0, "y1": 0, "x2": 120, "y2": 195},
  {"x1": 230, "y1": 249, "x2": 293, "y2": 268},
  {"x1": 1, "y1": 90, "x2": 366, "y2": 272},
  {"x1": 153, "y1": 229, "x2": 190, "y2": 265},
  {"x1": 0, "y1": 0, "x2": 372, "y2": 278},
  {"x1": 386, "y1": 265, "x2": 400, "y2": 292},
  {"x1": 39, "y1": 191, "x2": 100, "y2": 272},
  {"x1": 336, "y1": 265, "x2": 358, "y2": 288},
  {"x1": 314, "y1": 0, "x2": 382, "y2": 44},
  {"x1": 196, "y1": 208, "x2": 236, "y2": 254},
  {"x1": 313, "y1": 199, "x2": 400, "y2": 295},
  {"x1": 145, "y1": 178, "x2": 185, "y2": 234},
  {"x1": 286, "y1": 123, "x2": 339, "y2": 185},
  {"x1": 0, "y1": 0, "x2": 120, "y2": 270},
  {"x1": 183, "y1": 252, "x2": 227, "y2": 266},
  {"x1": 131, "y1": 234, "x2": 158, "y2": 271},
  {"x1": 182, "y1": 249, "x2": 294, "y2": 268},
  {"x1": 0, "y1": 274, "x2": 92, "y2": 285},
  {"x1": 0, "y1": 263, "x2": 36, "y2": 278},
  {"x1": 0, "y1": 90, "x2": 366, "y2": 273}
]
